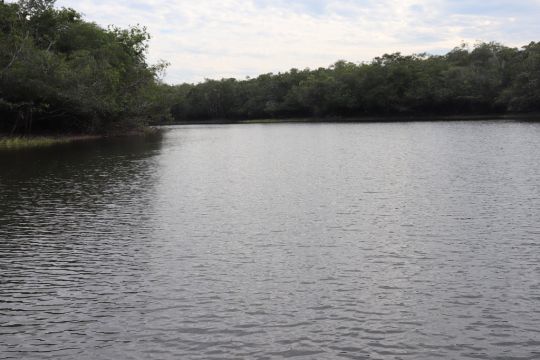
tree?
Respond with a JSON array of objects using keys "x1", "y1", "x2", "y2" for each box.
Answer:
[{"x1": 0, "y1": 0, "x2": 169, "y2": 134}]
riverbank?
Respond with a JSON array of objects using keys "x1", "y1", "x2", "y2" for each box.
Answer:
[
  {"x1": 168, "y1": 113, "x2": 540, "y2": 125},
  {"x1": 0, "y1": 135, "x2": 103, "y2": 150},
  {"x1": 3, "y1": 113, "x2": 539, "y2": 150},
  {"x1": 0, "y1": 128, "x2": 161, "y2": 150}
]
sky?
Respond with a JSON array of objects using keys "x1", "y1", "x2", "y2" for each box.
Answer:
[{"x1": 48, "y1": 0, "x2": 540, "y2": 84}]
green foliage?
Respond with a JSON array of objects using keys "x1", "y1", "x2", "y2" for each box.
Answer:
[
  {"x1": 0, "y1": 0, "x2": 168, "y2": 134},
  {"x1": 2, "y1": 0, "x2": 538, "y2": 130},
  {"x1": 168, "y1": 41, "x2": 540, "y2": 122},
  {"x1": 499, "y1": 42, "x2": 540, "y2": 111},
  {"x1": 0, "y1": 135, "x2": 69, "y2": 149}
]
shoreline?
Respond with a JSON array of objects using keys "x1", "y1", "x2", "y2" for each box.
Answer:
[
  {"x1": 2, "y1": 113, "x2": 539, "y2": 150},
  {"x1": 167, "y1": 113, "x2": 540, "y2": 125},
  {"x1": 0, "y1": 135, "x2": 102, "y2": 150},
  {"x1": 0, "y1": 128, "x2": 160, "y2": 150}
]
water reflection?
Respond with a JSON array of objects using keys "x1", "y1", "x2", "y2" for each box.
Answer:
[
  {"x1": 1, "y1": 122, "x2": 540, "y2": 359},
  {"x1": 0, "y1": 135, "x2": 164, "y2": 359}
]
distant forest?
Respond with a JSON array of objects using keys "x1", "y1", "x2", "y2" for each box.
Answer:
[
  {"x1": 168, "y1": 42, "x2": 540, "y2": 121},
  {"x1": 1, "y1": 0, "x2": 539, "y2": 135}
]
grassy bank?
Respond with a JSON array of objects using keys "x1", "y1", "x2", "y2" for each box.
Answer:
[
  {"x1": 0, "y1": 135, "x2": 101, "y2": 150},
  {"x1": 0, "y1": 127, "x2": 162, "y2": 150}
]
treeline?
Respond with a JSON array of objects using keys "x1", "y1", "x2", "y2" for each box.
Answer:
[
  {"x1": 2, "y1": 1, "x2": 539, "y2": 134},
  {"x1": 168, "y1": 41, "x2": 540, "y2": 122},
  {"x1": 0, "y1": 0, "x2": 169, "y2": 134}
]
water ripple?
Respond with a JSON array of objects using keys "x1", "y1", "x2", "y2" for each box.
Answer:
[{"x1": 1, "y1": 122, "x2": 540, "y2": 359}]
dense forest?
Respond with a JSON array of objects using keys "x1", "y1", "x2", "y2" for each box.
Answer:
[
  {"x1": 1, "y1": 1, "x2": 539, "y2": 135},
  {"x1": 0, "y1": 0, "x2": 169, "y2": 134},
  {"x1": 169, "y1": 42, "x2": 540, "y2": 122}
]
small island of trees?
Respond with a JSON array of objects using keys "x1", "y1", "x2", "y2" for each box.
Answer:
[{"x1": 1, "y1": 0, "x2": 539, "y2": 139}]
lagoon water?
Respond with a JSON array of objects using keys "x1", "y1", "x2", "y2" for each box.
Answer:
[{"x1": 1, "y1": 121, "x2": 540, "y2": 359}]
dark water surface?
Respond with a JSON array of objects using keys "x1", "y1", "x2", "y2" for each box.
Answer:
[{"x1": 1, "y1": 121, "x2": 540, "y2": 359}]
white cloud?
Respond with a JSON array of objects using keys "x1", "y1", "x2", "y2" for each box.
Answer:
[{"x1": 47, "y1": 0, "x2": 540, "y2": 83}]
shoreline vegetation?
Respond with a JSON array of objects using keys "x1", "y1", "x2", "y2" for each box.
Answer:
[
  {"x1": 0, "y1": 134, "x2": 99, "y2": 149},
  {"x1": 171, "y1": 113, "x2": 540, "y2": 125},
  {"x1": 0, "y1": 127, "x2": 161, "y2": 150},
  {"x1": 1, "y1": 1, "x2": 540, "y2": 143},
  {"x1": 3, "y1": 112, "x2": 539, "y2": 150},
  {"x1": 0, "y1": 0, "x2": 169, "y2": 137}
]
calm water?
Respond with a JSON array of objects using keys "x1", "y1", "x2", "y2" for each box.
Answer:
[{"x1": 1, "y1": 121, "x2": 540, "y2": 359}]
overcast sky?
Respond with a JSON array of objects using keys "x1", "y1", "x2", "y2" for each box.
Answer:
[{"x1": 51, "y1": 0, "x2": 540, "y2": 84}]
